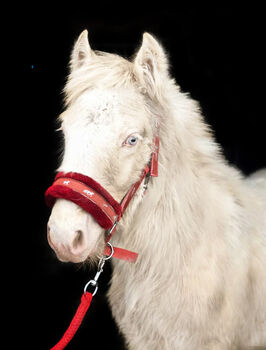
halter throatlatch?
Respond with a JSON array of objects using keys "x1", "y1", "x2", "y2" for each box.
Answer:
[{"x1": 45, "y1": 133, "x2": 159, "y2": 263}]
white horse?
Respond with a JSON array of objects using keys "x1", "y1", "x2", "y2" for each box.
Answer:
[{"x1": 47, "y1": 30, "x2": 266, "y2": 349}]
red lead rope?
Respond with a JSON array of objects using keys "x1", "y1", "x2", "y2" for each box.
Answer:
[
  {"x1": 50, "y1": 292, "x2": 93, "y2": 350},
  {"x1": 50, "y1": 250, "x2": 111, "y2": 349}
]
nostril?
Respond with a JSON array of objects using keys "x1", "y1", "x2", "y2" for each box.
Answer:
[
  {"x1": 47, "y1": 224, "x2": 52, "y2": 245},
  {"x1": 72, "y1": 230, "x2": 85, "y2": 252}
]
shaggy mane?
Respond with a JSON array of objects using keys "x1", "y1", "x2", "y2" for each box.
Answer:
[{"x1": 64, "y1": 51, "x2": 135, "y2": 106}]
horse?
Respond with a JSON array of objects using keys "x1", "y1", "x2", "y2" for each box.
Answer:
[{"x1": 46, "y1": 30, "x2": 266, "y2": 349}]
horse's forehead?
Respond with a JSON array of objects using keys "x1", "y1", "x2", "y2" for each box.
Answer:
[
  {"x1": 65, "y1": 88, "x2": 145, "y2": 126},
  {"x1": 75, "y1": 89, "x2": 119, "y2": 114}
]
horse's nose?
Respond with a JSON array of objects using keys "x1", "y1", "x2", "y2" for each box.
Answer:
[{"x1": 47, "y1": 224, "x2": 88, "y2": 262}]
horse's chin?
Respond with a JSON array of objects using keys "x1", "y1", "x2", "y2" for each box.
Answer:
[{"x1": 56, "y1": 253, "x2": 88, "y2": 264}]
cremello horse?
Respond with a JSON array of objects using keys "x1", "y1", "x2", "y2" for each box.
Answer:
[{"x1": 47, "y1": 31, "x2": 266, "y2": 349}]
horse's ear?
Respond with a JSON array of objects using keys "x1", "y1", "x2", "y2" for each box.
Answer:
[
  {"x1": 133, "y1": 33, "x2": 169, "y2": 97},
  {"x1": 70, "y1": 30, "x2": 94, "y2": 71}
]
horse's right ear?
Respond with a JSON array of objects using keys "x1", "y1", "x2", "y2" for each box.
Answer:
[{"x1": 70, "y1": 30, "x2": 94, "y2": 71}]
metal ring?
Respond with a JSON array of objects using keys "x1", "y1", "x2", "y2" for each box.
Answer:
[
  {"x1": 84, "y1": 280, "x2": 98, "y2": 296},
  {"x1": 103, "y1": 242, "x2": 114, "y2": 261}
]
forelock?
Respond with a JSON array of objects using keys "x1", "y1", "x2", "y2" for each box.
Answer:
[{"x1": 64, "y1": 52, "x2": 135, "y2": 106}]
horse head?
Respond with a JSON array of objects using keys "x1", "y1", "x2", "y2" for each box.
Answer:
[{"x1": 47, "y1": 31, "x2": 167, "y2": 263}]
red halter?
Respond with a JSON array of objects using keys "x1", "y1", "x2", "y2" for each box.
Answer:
[{"x1": 45, "y1": 135, "x2": 159, "y2": 263}]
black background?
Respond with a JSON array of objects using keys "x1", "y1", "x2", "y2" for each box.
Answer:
[{"x1": 15, "y1": 4, "x2": 265, "y2": 349}]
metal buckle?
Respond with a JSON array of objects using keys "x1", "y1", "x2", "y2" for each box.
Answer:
[
  {"x1": 143, "y1": 171, "x2": 151, "y2": 192},
  {"x1": 105, "y1": 221, "x2": 118, "y2": 241}
]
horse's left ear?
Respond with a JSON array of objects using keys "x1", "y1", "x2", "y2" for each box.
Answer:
[
  {"x1": 133, "y1": 33, "x2": 169, "y2": 98},
  {"x1": 70, "y1": 30, "x2": 94, "y2": 71}
]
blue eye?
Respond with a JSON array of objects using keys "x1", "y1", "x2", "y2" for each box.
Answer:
[
  {"x1": 124, "y1": 135, "x2": 138, "y2": 146},
  {"x1": 128, "y1": 136, "x2": 137, "y2": 145}
]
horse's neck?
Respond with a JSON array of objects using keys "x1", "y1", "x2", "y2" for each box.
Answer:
[{"x1": 115, "y1": 89, "x2": 243, "y2": 267}]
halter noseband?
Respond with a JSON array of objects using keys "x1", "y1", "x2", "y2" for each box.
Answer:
[
  {"x1": 45, "y1": 172, "x2": 122, "y2": 230},
  {"x1": 45, "y1": 134, "x2": 159, "y2": 263}
]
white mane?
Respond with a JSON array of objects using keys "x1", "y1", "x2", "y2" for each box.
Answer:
[{"x1": 64, "y1": 51, "x2": 134, "y2": 106}]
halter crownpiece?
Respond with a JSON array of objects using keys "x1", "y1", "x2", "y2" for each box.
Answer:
[{"x1": 45, "y1": 132, "x2": 160, "y2": 263}]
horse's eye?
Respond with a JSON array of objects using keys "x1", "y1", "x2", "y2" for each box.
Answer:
[{"x1": 124, "y1": 135, "x2": 138, "y2": 146}]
